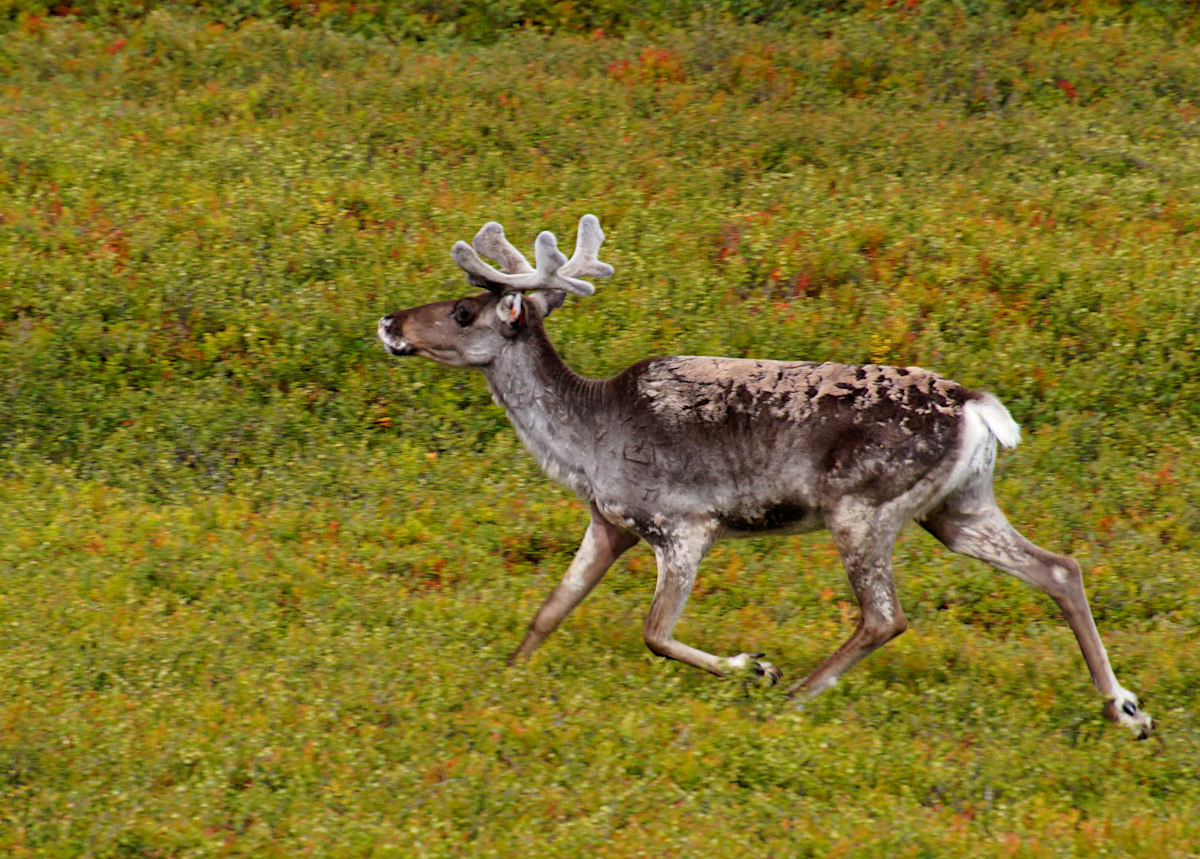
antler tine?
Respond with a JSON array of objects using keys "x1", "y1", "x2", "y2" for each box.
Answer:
[
  {"x1": 473, "y1": 222, "x2": 534, "y2": 274},
  {"x1": 451, "y1": 241, "x2": 527, "y2": 291},
  {"x1": 559, "y1": 214, "x2": 614, "y2": 281},
  {"x1": 450, "y1": 215, "x2": 613, "y2": 297},
  {"x1": 533, "y1": 230, "x2": 596, "y2": 296}
]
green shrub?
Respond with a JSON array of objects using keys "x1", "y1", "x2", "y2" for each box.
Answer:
[{"x1": 1, "y1": 8, "x2": 1199, "y2": 855}]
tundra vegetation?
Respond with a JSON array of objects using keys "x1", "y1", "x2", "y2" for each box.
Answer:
[{"x1": 2, "y1": 1, "x2": 1200, "y2": 855}]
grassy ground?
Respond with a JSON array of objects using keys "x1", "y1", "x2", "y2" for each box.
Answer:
[{"x1": 2, "y1": 5, "x2": 1200, "y2": 855}]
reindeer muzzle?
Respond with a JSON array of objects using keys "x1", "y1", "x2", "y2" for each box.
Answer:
[{"x1": 378, "y1": 317, "x2": 416, "y2": 356}]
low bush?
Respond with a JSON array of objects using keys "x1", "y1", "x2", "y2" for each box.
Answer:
[{"x1": 1, "y1": 5, "x2": 1198, "y2": 854}]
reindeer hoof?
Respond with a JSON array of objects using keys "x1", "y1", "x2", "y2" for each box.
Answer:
[
  {"x1": 724, "y1": 652, "x2": 783, "y2": 685},
  {"x1": 1103, "y1": 695, "x2": 1154, "y2": 740},
  {"x1": 754, "y1": 660, "x2": 783, "y2": 686}
]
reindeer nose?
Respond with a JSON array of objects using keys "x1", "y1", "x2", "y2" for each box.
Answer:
[
  {"x1": 379, "y1": 314, "x2": 402, "y2": 335},
  {"x1": 378, "y1": 315, "x2": 414, "y2": 356}
]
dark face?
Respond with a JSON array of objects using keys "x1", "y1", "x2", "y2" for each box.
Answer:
[{"x1": 378, "y1": 291, "x2": 520, "y2": 368}]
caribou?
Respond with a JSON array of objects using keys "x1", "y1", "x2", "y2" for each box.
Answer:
[{"x1": 378, "y1": 214, "x2": 1153, "y2": 738}]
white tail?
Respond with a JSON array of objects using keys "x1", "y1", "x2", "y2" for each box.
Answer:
[{"x1": 968, "y1": 392, "x2": 1021, "y2": 450}]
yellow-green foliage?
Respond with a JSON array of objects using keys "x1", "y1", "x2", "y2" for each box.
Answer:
[
  {"x1": 1, "y1": 5, "x2": 1199, "y2": 855},
  {"x1": 2, "y1": 0, "x2": 1197, "y2": 41}
]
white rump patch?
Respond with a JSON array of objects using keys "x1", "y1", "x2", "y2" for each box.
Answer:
[{"x1": 931, "y1": 393, "x2": 1021, "y2": 505}]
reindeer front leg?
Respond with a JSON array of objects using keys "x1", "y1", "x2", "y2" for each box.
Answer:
[
  {"x1": 509, "y1": 504, "x2": 640, "y2": 664},
  {"x1": 643, "y1": 523, "x2": 783, "y2": 684}
]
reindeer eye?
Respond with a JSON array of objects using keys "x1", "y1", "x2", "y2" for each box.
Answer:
[{"x1": 450, "y1": 303, "x2": 476, "y2": 328}]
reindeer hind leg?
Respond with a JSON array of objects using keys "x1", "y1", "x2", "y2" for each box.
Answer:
[
  {"x1": 921, "y1": 491, "x2": 1153, "y2": 738},
  {"x1": 787, "y1": 500, "x2": 908, "y2": 699}
]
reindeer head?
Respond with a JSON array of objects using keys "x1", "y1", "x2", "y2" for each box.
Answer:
[{"x1": 378, "y1": 215, "x2": 613, "y2": 367}]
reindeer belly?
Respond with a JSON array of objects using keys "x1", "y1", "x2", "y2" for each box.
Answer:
[{"x1": 717, "y1": 499, "x2": 826, "y2": 537}]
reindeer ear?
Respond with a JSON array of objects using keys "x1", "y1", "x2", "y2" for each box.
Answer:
[{"x1": 497, "y1": 292, "x2": 524, "y2": 327}]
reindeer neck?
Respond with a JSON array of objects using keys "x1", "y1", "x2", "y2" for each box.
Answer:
[{"x1": 481, "y1": 324, "x2": 603, "y2": 499}]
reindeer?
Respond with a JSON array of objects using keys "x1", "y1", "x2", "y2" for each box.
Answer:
[{"x1": 378, "y1": 214, "x2": 1153, "y2": 738}]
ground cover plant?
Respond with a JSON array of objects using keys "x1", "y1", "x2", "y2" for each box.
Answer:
[{"x1": 2, "y1": 1, "x2": 1200, "y2": 854}]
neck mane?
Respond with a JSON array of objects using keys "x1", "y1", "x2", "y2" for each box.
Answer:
[{"x1": 481, "y1": 323, "x2": 605, "y2": 499}]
